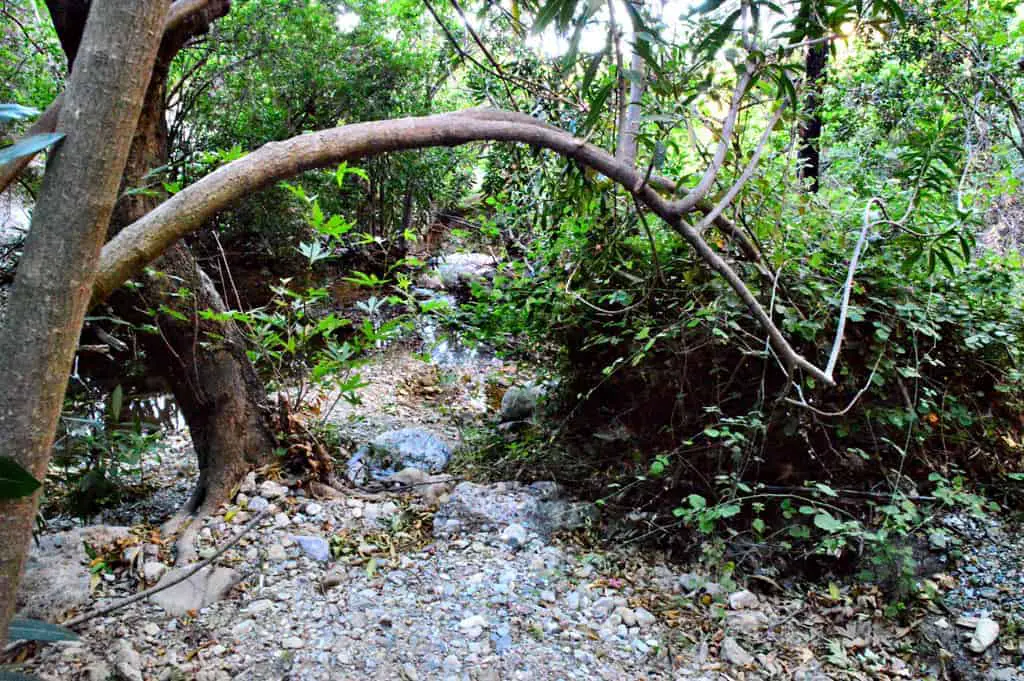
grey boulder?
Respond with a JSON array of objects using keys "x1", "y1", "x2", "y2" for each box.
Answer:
[
  {"x1": 434, "y1": 481, "x2": 598, "y2": 540},
  {"x1": 434, "y1": 252, "x2": 497, "y2": 289},
  {"x1": 499, "y1": 383, "x2": 544, "y2": 422},
  {"x1": 17, "y1": 525, "x2": 131, "y2": 621},
  {"x1": 347, "y1": 428, "x2": 451, "y2": 485}
]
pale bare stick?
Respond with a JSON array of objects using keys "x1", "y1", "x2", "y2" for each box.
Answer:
[{"x1": 62, "y1": 509, "x2": 267, "y2": 628}]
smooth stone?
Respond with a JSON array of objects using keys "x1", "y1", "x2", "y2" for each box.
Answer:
[
  {"x1": 259, "y1": 480, "x2": 288, "y2": 500},
  {"x1": 150, "y1": 566, "x2": 240, "y2": 616},
  {"x1": 142, "y1": 561, "x2": 168, "y2": 583},
  {"x1": 293, "y1": 535, "x2": 330, "y2": 561},
  {"x1": 721, "y1": 636, "x2": 755, "y2": 666},
  {"x1": 729, "y1": 589, "x2": 759, "y2": 610},
  {"x1": 247, "y1": 496, "x2": 270, "y2": 513},
  {"x1": 968, "y1": 617, "x2": 999, "y2": 653}
]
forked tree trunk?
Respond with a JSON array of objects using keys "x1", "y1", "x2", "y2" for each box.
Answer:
[
  {"x1": 44, "y1": 0, "x2": 275, "y2": 554},
  {"x1": 0, "y1": 0, "x2": 168, "y2": 641},
  {"x1": 100, "y1": 4, "x2": 276, "y2": 545}
]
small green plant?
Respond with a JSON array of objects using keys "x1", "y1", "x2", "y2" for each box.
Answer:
[{"x1": 49, "y1": 386, "x2": 162, "y2": 518}]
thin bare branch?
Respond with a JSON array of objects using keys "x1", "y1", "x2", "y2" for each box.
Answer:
[{"x1": 672, "y1": 69, "x2": 753, "y2": 214}]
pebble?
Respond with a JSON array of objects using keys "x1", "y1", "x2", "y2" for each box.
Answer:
[
  {"x1": 259, "y1": 480, "x2": 288, "y2": 500},
  {"x1": 239, "y1": 472, "x2": 257, "y2": 495},
  {"x1": 729, "y1": 589, "x2": 759, "y2": 610},
  {"x1": 293, "y1": 535, "x2": 331, "y2": 562},
  {"x1": 112, "y1": 640, "x2": 142, "y2": 681},
  {"x1": 232, "y1": 620, "x2": 256, "y2": 637},
  {"x1": 721, "y1": 636, "x2": 754, "y2": 666},
  {"x1": 247, "y1": 496, "x2": 270, "y2": 513},
  {"x1": 142, "y1": 561, "x2": 167, "y2": 583},
  {"x1": 442, "y1": 654, "x2": 462, "y2": 673},
  {"x1": 634, "y1": 607, "x2": 656, "y2": 629},
  {"x1": 500, "y1": 522, "x2": 529, "y2": 548}
]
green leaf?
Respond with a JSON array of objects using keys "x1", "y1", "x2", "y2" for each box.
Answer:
[
  {"x1": 694, "y1": 9, "x2": 741, "y2": 58},
  {"x1": 690, "y1": 0, "x2": 728, "y2": 15},
  {"x1": 813, "y1": 512, "x2": 844, "y2": 532},
  {"x1": 0, "y1": 133, "x2": 65, "y2": 165},
  {"x1": 813, "y1": 483, "x2": 838, "y2": 498},
  {"x1": 0, "y1": 670, "x2": 47, "y2": 681},
  {"x1": 0, "y1": 103, "x2": 40, "y2": 123},
  {"x1": 0, "y1": 457, "x2": 41, "y2": 500},
  {"x1": 7, "y1": 618, "x2": 79, "y2": 642},
  {"x1": 580, "y1": 80, "x2": 614, "y2": 135},
  {"x1": 109, "y1": 385, "x2": 124, "y2": 424},
  {"x1": 718, "y1": 503, "x2": 741, "y2": 518}
]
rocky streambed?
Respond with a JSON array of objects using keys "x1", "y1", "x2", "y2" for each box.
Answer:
[{"x1": 9, "y1": 253, "x2": 1024, "y2": 680}]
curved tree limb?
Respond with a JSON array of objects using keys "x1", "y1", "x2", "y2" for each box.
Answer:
[
  {"x1": 0, "y1": 0, "x2": 218, "y2": 194},
  {"x1": 672, "y1": 70, "x2": 752, "y2": 215},
  {"x1": 92, "y1": 108, "x2": 833, "y2": 385}
]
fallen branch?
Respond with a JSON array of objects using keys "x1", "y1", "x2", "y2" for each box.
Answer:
[{"x1": 62, "y1": 509, "x2": 266, "y2": 629}]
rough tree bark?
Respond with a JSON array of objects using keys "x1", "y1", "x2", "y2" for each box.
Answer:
[
  {"x1": 0, "y1": 0, "x2": 168, "y2": 641},
  {"x1": 798, "y1": 43, "x2": 827, "y2": 192},
  {"x1": 56, "y1": 0, "x2": 277, "y2": 551}
]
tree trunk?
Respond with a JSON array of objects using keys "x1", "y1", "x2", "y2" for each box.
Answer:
[
  {"x1": 0, "y1": 0, "x2": 167, "y2": 641},
  {"x1": 101, "y1": 3, "x2": 275, "y2": 546},
  {"x1": 798, "y1": 43, "x2": 827, "y2": 193}
]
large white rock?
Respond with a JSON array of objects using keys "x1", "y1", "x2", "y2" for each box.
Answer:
[
  {"x1": 150, "y1": 566, "x2": 241, "y2": 616},
  {"x1": 17, "y1": 525, "x2": 131, "y2": 621},
  {"x1": 968, "y1": 617, "x2": 1000, "y2": 653}
]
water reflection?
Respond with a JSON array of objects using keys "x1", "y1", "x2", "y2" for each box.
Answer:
[{"x1": 65, "y1": 392, "x2": 185, "y2": 436}]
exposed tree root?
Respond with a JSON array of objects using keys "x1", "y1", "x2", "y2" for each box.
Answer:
[{"x1": 161, "y1": 474, "x2": 238, "y2": 566}]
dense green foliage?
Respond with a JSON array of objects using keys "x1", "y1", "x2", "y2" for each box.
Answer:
[
  {"x1": 167, "y1": 0, "x2": 474, "y2": 274},
  {"x1": 2, "y1": 0, "x2": 1024, "y2": 586}
]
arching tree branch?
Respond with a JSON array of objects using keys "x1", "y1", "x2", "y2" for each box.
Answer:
[{"x1": 92, "y1": 108, "x2": 833, "y2": 385}]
